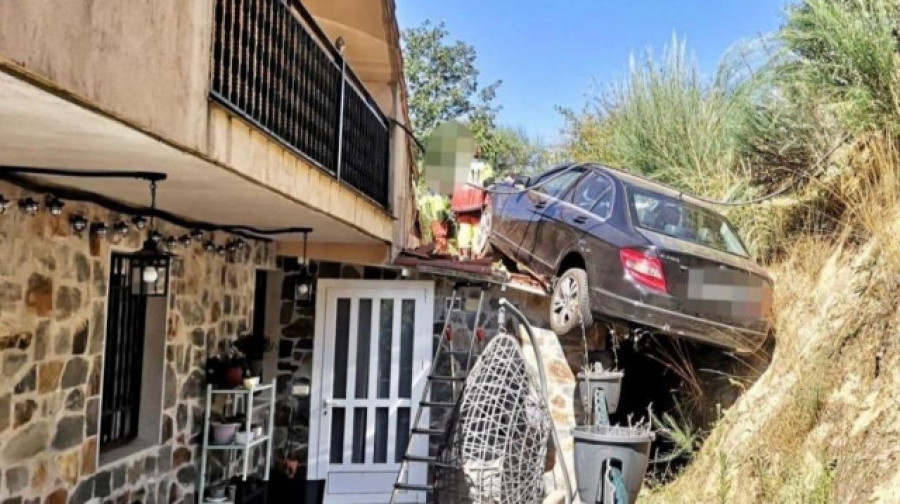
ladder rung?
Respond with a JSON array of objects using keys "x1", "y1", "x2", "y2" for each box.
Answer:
[
  {"x1": 429, "y1": 375, "x2": 465, "y2": 382},
  {"x1": 405, "y1": 454, "x2": 456, "y2": 468},
  {"x1": 411, "y1": 427, "x2": 446, "y2": 436},
  {"x1": 394, "y1": 483, "x2": 434, "y2": 493},
  {"x1": 421, "y1": 400, "x2": 456, "y2": 408}
]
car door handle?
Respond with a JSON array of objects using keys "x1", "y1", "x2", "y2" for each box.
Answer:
[
  {"x1": 534, "y1": 201, "x2": 547, "y2": 210},
  {"x1": 572, "y1": 215, "x2": 588, "y2": 224}
]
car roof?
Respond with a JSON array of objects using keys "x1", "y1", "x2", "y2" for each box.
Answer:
[{"x1": 582, "y1": 163, "x2": 716, "y2": 211}]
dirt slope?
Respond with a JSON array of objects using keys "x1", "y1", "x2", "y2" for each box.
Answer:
[{"x1": 641, "y1": 219, "x2": 900, "y2": 502}]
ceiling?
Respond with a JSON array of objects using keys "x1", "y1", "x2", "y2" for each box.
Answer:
[{"x1": 0, "y1": 70, "x2": 382, "y2": 245}]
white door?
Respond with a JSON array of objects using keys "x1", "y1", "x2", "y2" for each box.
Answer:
[{"x1": 309, "y1": 280, "x2": 434, "y2": 504}]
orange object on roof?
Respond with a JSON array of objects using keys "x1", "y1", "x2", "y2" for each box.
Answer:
[{"x1": 451, "y1": 186, "x2": 485, "y2": 214}]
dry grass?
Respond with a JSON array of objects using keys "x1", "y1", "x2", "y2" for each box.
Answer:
[{"x1": 639, "y1": 136, "x2": 900, "y2": 503}]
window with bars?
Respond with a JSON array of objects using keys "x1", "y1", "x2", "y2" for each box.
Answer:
[{"x1": 100, "y1": 254, "x2": 148, "y2": 451}]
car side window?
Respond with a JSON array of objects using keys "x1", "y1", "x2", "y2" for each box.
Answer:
[
  {"x1": 534, "y1": 169, "x2": 583, "y2": 198},
  {"x1": 566, "y1": 172, "x2": 613, "y2": 217}
]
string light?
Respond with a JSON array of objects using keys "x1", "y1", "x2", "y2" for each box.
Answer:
[
  {"x1": 69, "y1": 214, "x2": 88, "y2": 233},
  {"x1": 164, "y1": 236, "x2": 178, "y2": 250},
  {"x1": 91, "y1": 222, "x2": 109, "y2": 237},
  {"x1": 149, "y1": 230, "x2": 163, "y2": 243},
  {"x1": 18, "y1": 198, "x2": 39, "y2": 216},
  {"x1": 216, "y1": 245, "x2": 226, "y2": 256},
  {"x1": 203, "y1": 240, "x2": 216, "y2": 252},
  {"x1": 113, "y1": 221, "x2": 130, "y2": 237},
  {"x1": 132, "y1": 215, "x2": 148, "y2": 230},
  {"x1": 190, "y1": 229, "x2": 204, "y2": 241},
  {"x1": 0, "y1": 194, "x2": 9, "y2": 214},
  {"x1": 179, "y1": 234, "x2": 193, "y2": 247},
  {"x1": 47, "y1": 196, "x2": 65, "y2": 216}
]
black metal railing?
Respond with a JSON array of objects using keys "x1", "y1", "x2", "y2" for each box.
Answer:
[
  {"x1": 100, "y1": 254, "x2": 147, "y2": 451},
  {"x1": 211, "y1": 0, "x2": 391, "y2": 208}
]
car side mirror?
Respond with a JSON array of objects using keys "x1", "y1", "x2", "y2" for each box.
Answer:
[{"x1": 514, "y1": 175, "x2": 530, "y2": 188}]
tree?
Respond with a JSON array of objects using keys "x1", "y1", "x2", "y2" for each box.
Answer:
[{"x1": 402, "y1": 20, "x2": 501, "y2": 149}]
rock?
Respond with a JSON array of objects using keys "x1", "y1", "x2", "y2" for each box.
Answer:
[
  {"x1": 112, "y1": 464, "x2": 126, "y2": 490},
  {"x1": 74, "y1": 253, "x2": 90, "y2": 282},
  {"x1": 127, "y1": 460, "x2": 141, "y2": 485},
  {"x1": 34, "y1": 321, "x2": 49, "y2": 360},
  {"x1": 280, "y1": 301, "x2": 294, "y2": 325},
  {"x1": 211, "y1": 301, "x2": 222, "y2": 322},
  {"x1": 56, "y1": 449, "x2": 79, "y2": 485},
  {"x1": 54, "y1": 328, "x2": 70, "y2": 355},
  {"x1": 172, "y1": 446, "x2": 191, "y2": 467},
  {"x1": 55, "y1": 286, "x2": 83, "y2": 320},
  {"x1": 190, "y1": 328, "x2": 205, "y2": 347},
  {"x1": 296, "y1": 336, "x2": 313, "y2": 350},
  {"x1": 30, "y1": 461, "x2": 47, "y2": 492},
  {"x1": 92, "y1": 259, "x2": 106, "y2": 298},
  {"x1": 175, "y1": 465, "x2": 196, "y2": 485},
  {"x1": 164, "y1": 365, "x2": 176, "y2": 409},
  {"x1": 38, "y1": 361, "x2": 64, "y2": 393},
  {"x1": 2, "y1": 422, "x2": 48, "y2": 463},
  {"x1": 81, "y1": 437, "x2": 97, "y2": 475},
  {"x1": 3, "y1": 352, "x2": 26, "y2": 378},
  {"x1": 13, "y1": 366, "x2": 35, "y2": 394},
  {"x1": 72, "y1": 321, "x2": 88, "y2": 355},
  {"x1": 223, "y1": 295, "x2": 232, "y2": 316},
  {"x1": 144, "y1": 455, "x2": 157, "y2": 475},
  {"x1": 176, "y1": 298, "x2": 205, "y2": 326},
  {"x1": 157, "y1": 444, "x2": 172, "y2": 472},
  {"x1": 0, "y1": 281, "x2": 23, "y2": 312},
  {"x1": 61, "y1": 358, "x2": 89, "y2": 389},
  {"x1": 161, "y1": 414, "x2": 173, "y2": 442},
  {"x1": 65, "y1": 389, "x2": 84, "y2": 411},
  {"x1": 87, "y1": 355, "x2": 102, "y2": 396},
  {"x1": 0, "y1": 394, "x2": 9, "y2": 433},
  {"x1": 94, "y1": 470, "x2": 112, "y2": 498},
  {"x1": 4, "y1": 466, "x2": 27, "y2": 495},
  {"x1": 51, "y1": 415, "x2": 84, "y2": 450},
  {"x1": 279, "y1": 339, "x2": 294, "y2": 358},
  {"x1": 85, "y1": 397, "x2": 99, "y2": 436},
  {"x1": 44, "y1": 489, "x2": 67, "y2": 504},
  {"x1": 25, "y1": 273, "x2": 53, "y2": 316},
  {"x1": 176, "y1": 404, "x2": 188, "y2": 431},
  {"x1": 90, "y1": 301, "x2": 105, "y2": 354},
  {"x1": 181, "y1": 369, "x2": 204, "y2": 399},
  {"x1": 69, "y1": 476, "x2": 94, "y2": 504},
  {"x1": 13, "y1": 399, "x2": 37, "y2": 427},
  {"x1": 0, "y1": 332, "x2": 31, "y2": 351}
]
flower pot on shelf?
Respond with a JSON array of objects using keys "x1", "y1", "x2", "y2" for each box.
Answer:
[{"x1": 222, "y1": 366, "x2": 244, "y2": 389}]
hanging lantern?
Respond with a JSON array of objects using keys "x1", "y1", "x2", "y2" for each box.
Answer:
[
  {"x1": 113, "y1": 221, "x2": 130, "y2": 237},
  {"x1": 295, "y1": 231, "x2": 314, "y2": 305},
  {"x1": 132, "y1": 215, "x2": 148, "y2": 230},
  {"x1": 179, "y1": 234, "x2": 193, "y2": 248},
  {"x1": 0, "y1": 194, "x2": 9, "y2": 214},
  {"x1": 129, "y1": 239, "x2": 171, "y2": 297},
  {"x1": 69, "y1": 214, "x2": 88, "y2": 233},
  {"x1": 18, "y1": 197, "x2": 39, "y2": 216},
  {"x1": 47, "y1": 196, "x2": 65, "y2": 216},
  {"x1": 190, "y1": 229, "x2": 204, "y2": 241},
  {"x1": 129, "y1": 180, "x2": 171, "y2": 297}
]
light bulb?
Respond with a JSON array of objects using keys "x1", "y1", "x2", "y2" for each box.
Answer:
[
  {"x1": 142, "y1": 265, "x2": 159, "y2": 283},
  {"x1": 297, "y1": 283, "x2": 310, "y2": 296}
]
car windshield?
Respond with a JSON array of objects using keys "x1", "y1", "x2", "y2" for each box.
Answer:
[{"x1": 628, "y1": 187, "x2": 749, "y2": 257}]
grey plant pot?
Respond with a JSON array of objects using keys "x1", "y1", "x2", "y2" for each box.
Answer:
[
  {"x1": 573, "y1": 425, "x2": 654, "y2": 504},
  {"x1": 577, "y1": 370, "x2": 624, "y2": 415}
]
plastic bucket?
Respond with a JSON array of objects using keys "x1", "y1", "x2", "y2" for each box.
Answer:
[
  {"x1": 577, "y1": 371, "x2": 624, "y2": 414},
  {"x1": 572, "y1": 425, "x2": 653, "y2": 504}
]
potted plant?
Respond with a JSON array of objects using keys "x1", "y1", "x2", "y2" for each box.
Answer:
[
  {"x1": 417, "y1": 193, "x2": 451, "y2": 254},
  {"x1": 234, "y1": 333, "x2": 274, "y2": 379},
  {"x1": 206, "y1": 344, "x2": 247, "y2": 389}
]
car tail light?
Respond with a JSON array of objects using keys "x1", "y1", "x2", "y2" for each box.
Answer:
[{"x1": 619, "y1": 248, "x2": 667, "y2": 293}]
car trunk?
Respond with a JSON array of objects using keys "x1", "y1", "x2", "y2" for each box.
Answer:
[{"x1": 638, "y1": 229, "x2": 773, "y2": 332}]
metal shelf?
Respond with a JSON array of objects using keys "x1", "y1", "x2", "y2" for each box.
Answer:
[
  {"x1": 206, "y1": 435, "x2": 270, "y2": 451},
  {"x1": 198, "y1": 380, "x2": 276, "y2": 503}
]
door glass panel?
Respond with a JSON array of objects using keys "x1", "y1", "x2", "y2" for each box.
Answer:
[
  {"x1": 352, "y1": 408, "x2": 367, "y2": 464},
  {"x1": 395, "y1": 407, "x2": 410, "y2": 463},
  {"x1": 329, "y1": 407, "x2": 346, "y2": 464},
  {"x1": 567, "y1": 172, "x2": 612, "y2": 213},
  {"x1": 376, "y1": 299, "x2": 394, "y2": 398},
  {"x1": 355, "y1": 299, "x2": 372, "y2": 399},
  {"x1": 332, "y1": 298, "x2": 351, "y2": 399},
  {"x1": 374, "y1": 407, "x2": 388, "y2": 463},
  {"x1": 398, "y1": 299, "x2": 415, "y2": 398},
  {"x1": 536, "y1": 169, "x2": 583, "y2": 198}
]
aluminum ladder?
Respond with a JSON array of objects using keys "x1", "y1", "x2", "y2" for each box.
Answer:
[{"x1": 390, "y1": 283, "x2": 487, "y2": 502}]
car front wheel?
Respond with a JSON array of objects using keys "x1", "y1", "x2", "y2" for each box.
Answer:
[{"x1": 549, "y1": 268, "x2": 594, "y2": 336}]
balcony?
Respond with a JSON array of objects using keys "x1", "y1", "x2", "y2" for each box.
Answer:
[{"x1": 210, "y1": 0, "x2": 391, "y2": 208}]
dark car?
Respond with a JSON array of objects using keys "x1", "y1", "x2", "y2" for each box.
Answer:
[{"x1": 474, "y1": 163, "x2": 774, "y2": 352}]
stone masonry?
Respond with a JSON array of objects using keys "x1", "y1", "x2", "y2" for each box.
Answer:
[{"x1": 0, "y1": 180, "x2": 274, "y2": 503}]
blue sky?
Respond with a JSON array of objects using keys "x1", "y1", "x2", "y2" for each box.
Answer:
[{"x1": 397, "y1": 0, "x2": 790, "y2": 142}]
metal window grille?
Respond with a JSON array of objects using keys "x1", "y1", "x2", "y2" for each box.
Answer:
[
  {"x1": 211, "y1": 0, "x2": 391, "y2": 207},
  {"x1": 100, "y1": 254, "x2": 148, "y2": 450}
]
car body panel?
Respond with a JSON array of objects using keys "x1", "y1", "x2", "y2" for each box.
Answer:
[{"x1": 487, "y1": 163, "x2": 774, "y2": 351}]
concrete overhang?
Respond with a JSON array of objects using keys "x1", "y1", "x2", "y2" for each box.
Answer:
[{"x1": 0, "y1": 69, "x2": 389, "y2": 258}]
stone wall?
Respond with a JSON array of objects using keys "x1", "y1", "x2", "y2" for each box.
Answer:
[{"x1": 0, "y1": 180, "x2": 274, "y2": 503}]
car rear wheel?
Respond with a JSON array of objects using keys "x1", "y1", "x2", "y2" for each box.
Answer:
[
  {"x1": 550, "y1": 268, "x2": 593, "y2": 336},
  {"x1": 472, "y1": 199, "x2": 493, "y2": 259}
]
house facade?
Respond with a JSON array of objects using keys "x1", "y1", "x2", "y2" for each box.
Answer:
[{"x1": 0, "y1": 1, "x2": 431, "y2": 502}]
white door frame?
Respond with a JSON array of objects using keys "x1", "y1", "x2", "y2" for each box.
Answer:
[{"x1": 308, "y1": 279, "x2": 434, "y2": 503}]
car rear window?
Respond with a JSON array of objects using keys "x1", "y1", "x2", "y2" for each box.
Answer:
[{"x1": 628, "y1": 187, "x2": 749, "y2": 257}]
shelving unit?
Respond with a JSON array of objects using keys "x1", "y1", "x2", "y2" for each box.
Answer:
[{"x1": 198, "y1": 380, "x2": 276, "y2": 504}]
